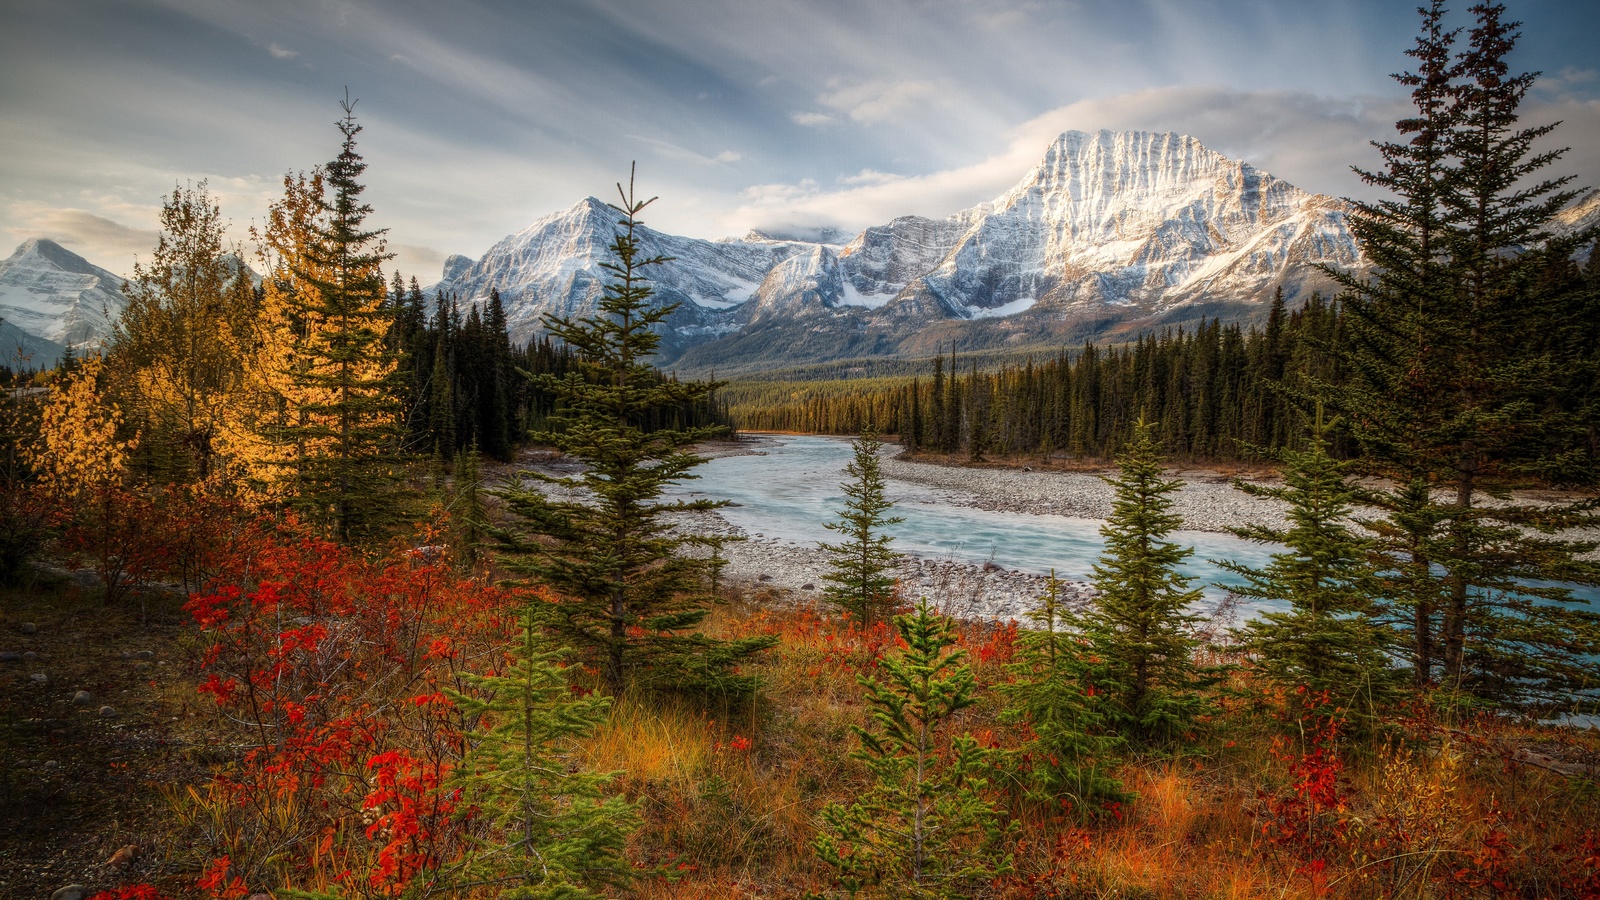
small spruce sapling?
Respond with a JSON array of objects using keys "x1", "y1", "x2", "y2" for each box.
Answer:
[
  {"x1": 820, "y1": 429, "x2": 904, "y2": 630},
  {"x1": 1222, "y1": 417, "x2": 1397, "y2": 725},
  {"x1": 815, "y1": 597, "x2": 1012, "y2": 899},
  {"x1": 446, "y1": 606, "x2": 638, "y2": 899},
  {"x1": 1081, "y1": 419, "x2": 1212, "y2": 743},
  {"x1": 1000, "y1": 573, "x2": 1129, "y2": 817}
]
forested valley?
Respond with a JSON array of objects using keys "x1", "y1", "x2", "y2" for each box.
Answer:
[{"x1": 4, "y1": 4, "x2": 1600, "y2": 899}]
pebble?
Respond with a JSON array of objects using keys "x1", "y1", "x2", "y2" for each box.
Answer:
[
  {"x1": 0, "y1": 651, "x2": 19, "y2": 663},
  {"x1": 43, "y1": 759, "x2": 58, "y2": 769},
  {"x1": 50, "y1": 886, "x2": 88, "y2": 900},
  {"x1": 19, "y1": 622, "x2": 37, "y2": 634},
  {"x1": 30, "y1": 672, "x2": 47, "y2": 684},
  {"x1": 72, "y1": 690, "x2": 92, "y2": 705},
  {"x1": 98, "y1": 706, "x2": 116, "y2": 718},
  {"x1": 23, "y1": 651, "x2": 38, "y2": 661}
]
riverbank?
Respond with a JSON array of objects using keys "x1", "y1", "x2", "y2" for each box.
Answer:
[{"x1": 880, "y1": 449, "x2": 1291, "y2": 536}]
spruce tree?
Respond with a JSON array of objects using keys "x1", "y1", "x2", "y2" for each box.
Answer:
[
  {"x1": 1223, "y1": 418, "x2": 1396, "y2": 723},
  {"x1": 1081, "y1": 419, "x2": 1210, "y2": 741},
  {"x1": 494, "y1": 169, "x2": 774, "y2": 696},
  {"x1": 1000, "y1": 574, "x2": 1127, "y2": 817},
  {"x1": 814, "y1": 598, "x2": 1012, "y2": 899},
  {"x1": 1323, "y1": 2, "x2": 1600, "y2": 705},
  {"x1": 820, "y1": 428, "x2": 904, "y2": 630},
  {"x1": 277, "y1": 99, "x2": 406, "y2": 543},
  {"x1": 446, "y1": 608, "x2": 638, "y2": 899}
]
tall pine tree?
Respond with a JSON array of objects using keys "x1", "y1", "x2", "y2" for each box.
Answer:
[
  {"x1": 276, "y1": 98, "x2": 406, "y2": 543},
  {"x1": 1324, "y1": 3, "x2": 1600, "y2": 705},
  {"x1": 494, "y1": 169, "x2": 773, "y2": 696}
]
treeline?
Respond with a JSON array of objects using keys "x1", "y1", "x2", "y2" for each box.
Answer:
[
  {"x1": 731, "y1": 290, "x2": 1345, "y2": 461},
  {"x1": 388, "y1": 281, "x2": 566, "y2": 462}
]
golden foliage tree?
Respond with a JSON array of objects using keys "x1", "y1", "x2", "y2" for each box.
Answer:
[
  {"x1": 112, "y1": 182, "x2": 254, "y2": 486},
  {"x1": 28, "y1": 356, "x2": 136, "y2": 498}
]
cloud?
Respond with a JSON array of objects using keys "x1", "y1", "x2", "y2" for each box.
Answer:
[
  {"x1": 267, "y1": 42, "x2": 298, "y2": 59},
  {"x1": 818, "y1": 79, "x2": 939, "y2": 124},
  {"x1": 388, "y1": 242, "x2": 448, "y2": 279},
  {"x1": 840, "y1": 169, "x2": 904, "y2": 186},
  {"x1": 2, "y1": 205, "x2": 160, "y2": 272},
  {"x1": 791, "y1": 111, "x2": 835, "y2": 127},
  {"x1": 714, "y1": 150, "x2": 742, "y2": 164},
  {"x1": 723, "y1": 86, "x2": 1406, "y2": 238}
]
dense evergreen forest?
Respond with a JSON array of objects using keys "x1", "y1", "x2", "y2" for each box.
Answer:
[{"x1": 727, "y1": 261, "x2": 1600, "y2": 473}]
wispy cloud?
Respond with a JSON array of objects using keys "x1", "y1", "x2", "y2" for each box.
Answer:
[
  {"x1": 818, "y1": 79, "x2": 940, "y2": 125},
  {"x1": 3, "y1": 204, "x2": 160, "y2": 269},
  {"x1": 791, "y1": 111, "x2": 835, "y2": 127},
  {"x1": 267, "y1": 42, "x2": 297, "y2": 59}
]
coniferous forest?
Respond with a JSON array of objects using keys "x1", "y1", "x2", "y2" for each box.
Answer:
[{"x1": 4, "y1": 4, "x2": 1600, "y2": 899}]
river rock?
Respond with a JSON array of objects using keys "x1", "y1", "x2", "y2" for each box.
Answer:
[
  {"x1": 72, "y1": 690, "x2": 91, "y2": 705},
  {"x1": 98, "y1": 705, "x2": 116, "y2": 718},
  {"x1": 51, "y1": 886, "x2": 88, "y2": 900},
  {"x1": 30, "y1": 672, "x2": 47, "y2": 684},
  {"x1": 0, "y1": 651, "x2": 20, "y2": 663},
  {"x1": 19, "y1": 622, "x2": 37, "y2": 634}
]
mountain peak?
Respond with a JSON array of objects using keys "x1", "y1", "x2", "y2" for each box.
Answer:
[
  {"x1": 1, "y1": 237, "x2": 128, "y2": 348},
  {"x1": 10, "y1": 237, "x2": 108, "y2": 278}
]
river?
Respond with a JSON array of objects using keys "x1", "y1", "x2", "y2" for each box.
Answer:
[{"x1": 676, "y1": 433, "x2": 1283, "y2": 614}]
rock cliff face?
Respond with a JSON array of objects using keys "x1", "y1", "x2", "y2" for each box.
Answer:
[
  {"x1": 432, "y1": 131, "x2": 1363, "y2": 372},
  {"x1": 0, "y1": 238, "x2": 126, "y2": 355}
]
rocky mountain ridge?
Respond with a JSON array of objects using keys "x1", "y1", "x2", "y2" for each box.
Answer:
[{"x1": 433, "y1": 130, "x2": 1364, "y2": 373}]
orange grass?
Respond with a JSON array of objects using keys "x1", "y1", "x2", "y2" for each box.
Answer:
[{"x1": 620, "y1": 601, "x2": 1600, "y2": 899}]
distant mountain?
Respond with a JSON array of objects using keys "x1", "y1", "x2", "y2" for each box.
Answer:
[
  {"x1": 0, "y1": 238, "x2": 127, "y2": 355},
  {"x1": 433, "y1": 130, "x2": 1365, "y2": 374},
  {"x1": 1554, "y1": 189, "x2": 1600, "y2": 261}
]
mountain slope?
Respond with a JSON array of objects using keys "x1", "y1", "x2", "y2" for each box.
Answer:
[{"x1": 0, "y1": 238, "x2": 127, "y2": 350}]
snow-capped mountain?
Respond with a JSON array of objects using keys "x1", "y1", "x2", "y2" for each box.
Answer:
[
  {"x1": 887, "y1": 129, "x2": 1357, "y2": 315},
  {"x1": 1554, "y1": 189, "x2": 1600, "y2": 261},
  {"x1": 433, "y1": 130, "x2": 1363, "y2": 372},
  {"x1": 433, "y1": 196, "x2": 826, "y2": 358},
  {"x1": 0, "y1": 238, "x2": 127, "y2": 353}
]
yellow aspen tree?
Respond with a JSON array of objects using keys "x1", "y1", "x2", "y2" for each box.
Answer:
[
  {"x1": 219, "y1": 170, "x2": 333, "y2": 502},
  {"x1": 112, "y1": 182, "x2": 252, "y2": 486},
  {"x1": 28, "y1": 356, "x2": 137, "y2": 498}
]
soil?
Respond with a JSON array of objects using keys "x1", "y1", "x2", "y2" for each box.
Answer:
[{"x1": 0, "y1": 573, "x2": 206, "y2": 899}]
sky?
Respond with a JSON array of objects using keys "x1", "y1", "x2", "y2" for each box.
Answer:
[{"x1": 2, "y1": 0, "x2": 1597, "y2": 282}]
